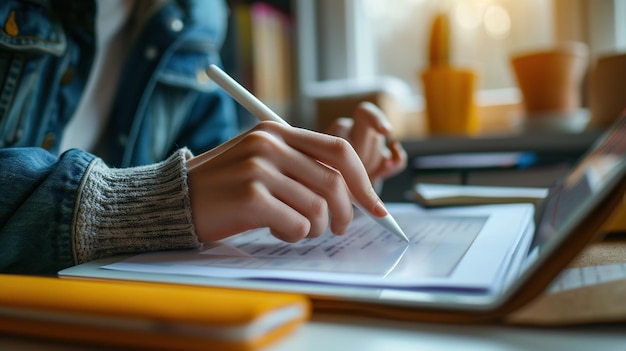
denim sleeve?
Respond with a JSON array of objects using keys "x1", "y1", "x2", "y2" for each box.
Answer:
[
  {"x1": 0, "y1": 147, "x2": 201, "y2": 274},
  {"x1": 0, "y1": 147, "x2": 93, "y2": 274}
]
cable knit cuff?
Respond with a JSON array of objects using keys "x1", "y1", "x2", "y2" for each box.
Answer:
[{"x1": 72, "y1": 148, "x2": 200, "y2": 264}]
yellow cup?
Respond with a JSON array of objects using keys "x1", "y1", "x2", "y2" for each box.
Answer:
[{"x1": 421, "y1": 66, "x2": 478, "y2": 135}]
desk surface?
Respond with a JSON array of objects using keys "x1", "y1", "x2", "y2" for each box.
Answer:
[
  {"x1": 268, "y1": 316, "x2": 626, "y2": 351},
  {"x1": 3, "y1": 315, "x2": 626, "y2": 351},
  {"x1": 5, "y1": 236, "x2": 626, "y2": 351}
]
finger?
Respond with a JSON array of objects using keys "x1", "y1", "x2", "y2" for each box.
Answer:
[
  {"x1": 187, "y1": 125, "x2": 258, "y2": 171},
  {"x1": 351, "y1": 105, "x2": 382, "y2": 159},
  {"x1": 268, "y1": 173, "x2": 330, "y2": 239},
  {"x1": 188, "y1": 121, "x2": 287, "y2": 171},
  {"x1": 370, "y1": 139, "x2": 408, "y2": 180},
  {"x1": 201, "y1": 127, "x2": 354, "y2": 235},
  {"x1": 244, "y1": 130, "x2": 354, "y2": 234},
  {"x1": 324, "y1": 117, "x2": 353, "y2": 140},
  {"x1": 388, "y1": 139, "x2": 408, "y2": 166},
  {"x1": 239, "y1": 156, "x2": 332, "y2": 239},
  {"x1": 190, "y1": 154, "x2": 322, "y2": 242},
  {"x1": 188, "y1": 164, "x2": 311, "y2": 243},
  {"x1": 325, "y1": 116, "x2": 380, "y2": 178},
  {"x1": 239, "y1": 159, "x2": 331, "y2": 241},
  {"x1": 273, "y1": 124, "x2": 387, "y2": 217},
  {"x1": 243, "y1": 183, "x2": 314, "y2": 243},
  {"x1": 352, "y1": 102, "x2": 393, "y2": 135},
  {"x1": 351, "y1": 102, "x2": 396, "y2": 176},
  {"x1": 273, "y1": 151, "x2": 354, "y2": 235}
]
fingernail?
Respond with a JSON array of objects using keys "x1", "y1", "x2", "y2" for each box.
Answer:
[
  {"x1": 373, "y1": 200, "x2": 388, "y2": 217},
  {"x1": 330, "y1": 223, "x2": 346, "y2": 235}
]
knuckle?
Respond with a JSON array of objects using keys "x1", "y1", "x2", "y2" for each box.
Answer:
[
  {"x1": 328, "y1": 137, "x2": 353, "y2": 158},
  {"x1": 240, "y1": 156, "x2": 270, "y2": 179},
  {"x1": 308, "y1": 195, "x2": 328, "y2": 218},
  {"x1": 253, "y1": 120, "x2": 283, "y2": 133},
  {"x1": 331, "y1": 205, "x2": 352, "y2": 230},
  {"x1": 242, "y1": 180, "x2": 269, "y2": 205},
  {"x1": 321, "y1": 168, "x2": 343, "y2": 191},
  {"x1": 244, "y1": 131, "x2": 283, "y2": 156}
]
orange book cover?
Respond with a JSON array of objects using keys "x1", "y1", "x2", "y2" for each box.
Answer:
[{"x1": 0, "y1": 274, "x2": 309, "y2": 350}]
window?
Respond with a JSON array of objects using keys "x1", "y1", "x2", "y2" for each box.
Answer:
[
  {"x1": 295, "y1": 0, "x2": 626, "y2": 129},
  {"x1": 361, "y1": 0, "x2": 554, "y2": 93}
]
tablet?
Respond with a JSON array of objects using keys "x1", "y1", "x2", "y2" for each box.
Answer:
[{"x1": 60, "y1": 112, "x2": 626, "y2": 323}]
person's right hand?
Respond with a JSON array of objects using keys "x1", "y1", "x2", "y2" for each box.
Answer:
[{"x1": 186, "y1": 121, "x2": 388, "y2": 243}]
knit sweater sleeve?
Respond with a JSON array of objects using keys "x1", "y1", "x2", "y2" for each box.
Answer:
[{"x1": 72, "y1": 148, "x2": 200, "y2": 264}]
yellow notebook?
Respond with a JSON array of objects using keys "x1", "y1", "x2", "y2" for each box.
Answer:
[{"x1": 0, "y1": 274, "x2": 309, "y2": 350}]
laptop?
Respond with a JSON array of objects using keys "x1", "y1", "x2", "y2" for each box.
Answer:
[{"x1": 60, "y1": 113, "x2": 626, "y2": 323}]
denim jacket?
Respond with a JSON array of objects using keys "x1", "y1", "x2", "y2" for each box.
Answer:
[{"x1": 0, "y1": 0, "x2": 239, "y2": 273}]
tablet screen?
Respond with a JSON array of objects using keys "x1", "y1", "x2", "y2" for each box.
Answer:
[{"x1": 530, "y1": 115, "x2": 626, "y2": 257}]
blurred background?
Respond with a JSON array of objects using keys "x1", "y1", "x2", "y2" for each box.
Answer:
[
  {"x1": 223, "y1": 0, "x2": 626, "y2": 195},
  {"x1": 224, "y1": 0, "x2": 625, "y2": 134}
]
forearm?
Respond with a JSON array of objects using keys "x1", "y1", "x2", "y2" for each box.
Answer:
[{"x1": 0, "y1": 148, "x2": 200, "y2": 274}]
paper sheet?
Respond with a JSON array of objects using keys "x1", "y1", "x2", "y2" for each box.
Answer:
[
  {"x1": 104, "y1": 204, "x2": 530, "y2": 290},
  {"x1": 415, "y1": 184, "x2": 549, "y2": 201}
]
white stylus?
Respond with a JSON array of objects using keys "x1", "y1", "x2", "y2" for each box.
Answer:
[{"x1": 206, "y1": 64, "x2": 409, "y2": 243}]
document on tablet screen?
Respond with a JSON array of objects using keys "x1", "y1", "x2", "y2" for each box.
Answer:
[{"x1": 103, "y1": 204, "x2": 529, "y2": 290}]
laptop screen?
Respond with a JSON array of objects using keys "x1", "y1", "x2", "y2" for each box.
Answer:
[{"x1": 529, "y1": 113, "x2": 626, "y2": 259}]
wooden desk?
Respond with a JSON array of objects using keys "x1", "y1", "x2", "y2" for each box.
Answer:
[
  {"x1": 267, "y1": 316, "x2": 626, "y2": 351},
  {"x1": 2, "y1": 240, "x2": 624, "y2": 351},
  {"x1": 4, "y1": 312, "x2": 625, "y2": 351}
]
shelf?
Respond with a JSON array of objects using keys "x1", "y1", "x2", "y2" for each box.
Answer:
[
  {"x1": 381, "y1": 128, "x2": 605, "y2": 202},
  {"x1": 401, "y1": 128, "x2": 604, "y2": 156}
]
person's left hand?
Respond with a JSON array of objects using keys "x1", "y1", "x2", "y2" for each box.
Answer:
[{"x1": 324, "y1": 102, "x2": 407, "y2": 185}]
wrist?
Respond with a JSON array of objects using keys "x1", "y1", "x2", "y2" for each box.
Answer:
[{"x1": 72, "y1": 148, "x2": 200, "y2": 263}]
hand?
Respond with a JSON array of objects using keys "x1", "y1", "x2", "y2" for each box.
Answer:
[
  {"x1": 324, "y1": 102, "x2": 407, "y2": 184},
  {"x1": 186, "y1": 121, "x2": 388, "y2": 243}
]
